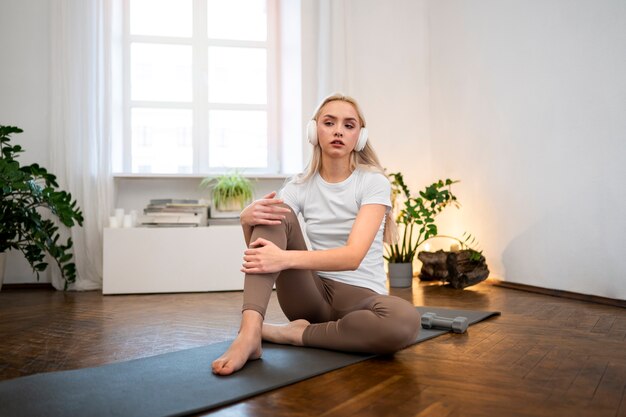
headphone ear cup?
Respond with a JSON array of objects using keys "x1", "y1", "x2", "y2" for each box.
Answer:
[
  {"x1": 307, "y1": 120, "x2": 318, "y2": 146},
  {"x1": 355, "y1": 127, "x2": 368, "y2": 151}
]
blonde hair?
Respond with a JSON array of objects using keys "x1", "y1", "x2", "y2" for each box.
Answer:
[{"x1": 295, "y1": 93, "x2": 398, "y2": 244}]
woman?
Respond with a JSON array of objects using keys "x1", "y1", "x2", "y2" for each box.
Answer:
[{"x1": 212, "y1": 93, "x2": 421, "y2": 376}]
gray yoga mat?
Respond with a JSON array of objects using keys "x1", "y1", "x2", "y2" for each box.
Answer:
[{"x1": 0, "y1": 306, "x2": 499, "y2": 417}]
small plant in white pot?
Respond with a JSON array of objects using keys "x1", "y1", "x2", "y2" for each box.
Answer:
[{"x1": 201, "y1": 171, "x2": 254, "y2": 218}]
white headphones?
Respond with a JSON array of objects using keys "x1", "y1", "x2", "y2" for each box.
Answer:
[{"x1": 307, "y1": 120, "x2": 368, "y2": 152}]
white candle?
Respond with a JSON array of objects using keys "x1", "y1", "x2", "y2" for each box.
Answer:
[
  {"x1": 114, "y1": 208, "x2": 124, "y2": 226},
  {"x1": 123, "y1": 214, "x2": 133, "y2": 228},
  {"x1": 109, "y1": 216, "x2": 119, "y2": 228}
]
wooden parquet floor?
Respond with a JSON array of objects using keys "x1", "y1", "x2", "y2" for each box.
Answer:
[{"x1": 0, "y1": 281, "x2": 625, "y2": 417}]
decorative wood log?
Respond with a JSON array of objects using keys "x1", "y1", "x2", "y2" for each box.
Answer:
[
  {"x1": 416, "y1": 251, "x2": 449, "y2": 281},
  {"x1": 417, "y1": 250, "x2": 490, "y2": 289}
]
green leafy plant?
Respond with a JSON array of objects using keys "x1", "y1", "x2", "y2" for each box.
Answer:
[
  {"x1": 0, "y1": 125, "x2": 84, "y2": 289},
  {"x1": 385, "y1": 172, "x2": 484, "y2": 264},
  {"x1": 385, "y1": 173, "x2": 460, "y2": 263},
  {"x1": 200, "y1": 171, "x2": 254, "y2": 211}
]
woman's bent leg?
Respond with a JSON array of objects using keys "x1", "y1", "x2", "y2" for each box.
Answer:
[
  {"x1": 302, "y1": 282, "x2": 421, "y2": 355},
  {"x1": 240, "y1": 224, "x2": 287, "y2": 318},
  {"x1": 213, "y1": 206, "x2": 313, "y2": 375},
  {"x1": 241, "y1": 206, "x2": 309, "y2": 317},
  {"x1": 262, "y1": 269, "x2": 334, "y2": 346}
]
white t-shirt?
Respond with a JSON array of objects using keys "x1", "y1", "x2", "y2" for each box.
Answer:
[{"x1": 279, "y1": 168, "x2": 391, "y2": 294}]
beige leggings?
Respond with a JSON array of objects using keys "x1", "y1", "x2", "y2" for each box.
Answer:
[{"x1": 242, "y1": 206, "x2": 421, "y2": 355}]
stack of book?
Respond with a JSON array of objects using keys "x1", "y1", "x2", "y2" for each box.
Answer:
[{"x1": 141, "y1": 199, "x2": 209, "y2": 227}]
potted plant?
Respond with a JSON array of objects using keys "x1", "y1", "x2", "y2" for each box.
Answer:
[
  {"x1": 384, "y1": 173, "x2": 460, "y2": 288},
  {"x1": 0, "y1": 125, "x2": 84, "y2": 290},
  {"x1": 200, "y1": 171, "x2": 254, "y2": 218}
]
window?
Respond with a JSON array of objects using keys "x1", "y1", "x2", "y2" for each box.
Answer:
[{"x1": 121, "y1": 0, "x2": 277, "y2": 174}]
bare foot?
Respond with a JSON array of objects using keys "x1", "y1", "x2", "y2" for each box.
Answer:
[
  {"x1": 212, "y1": 311, "x2": 263, "y2": 376},
  {"x1": 262, "y1": 319, "x2": 310, "y2": 346}
]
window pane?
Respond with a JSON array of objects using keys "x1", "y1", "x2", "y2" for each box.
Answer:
[
  {"x1": 131, "y1": 108, "x2": 193, "y2": 173},
  {"x1": 130, "y1": 0, "x2": 192, "y2": 38},
  {"x1": 207, "y1": 0, "x2": 266, "y2": 41},
  {"x1": 209, "y1": 110, "x2": 267, "y2": 168},
  {"x1": 131, "y1": 43, "x2": 192, "y2": 102},
  {"x1": 208, "y1": 47, "x2": 266, "y2": 104}
]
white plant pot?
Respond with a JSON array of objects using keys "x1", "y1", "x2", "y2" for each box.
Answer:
[
  {"x1": 211, "y1": 199, "x2": 247, "y2": 218},
  {"x1": 211, "y1": 207, "x2": 241, "y2": 219},
  {"x1": 388, "y1": 262, "x2": 413, "y2": 288}
]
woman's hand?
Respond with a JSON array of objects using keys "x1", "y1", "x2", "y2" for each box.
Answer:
[
  {"x1": 241, "y1": 238, "x2": 289, "y2": 274},
  {"x1": 240, "y1": 191, "x2": 291, "y2": 227}
]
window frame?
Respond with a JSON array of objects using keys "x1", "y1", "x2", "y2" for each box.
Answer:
[{"x1": 120, "y1": 0, "x2": 279, "y2": 175}]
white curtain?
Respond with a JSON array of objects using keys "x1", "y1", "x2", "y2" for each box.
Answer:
[
  {"x1": 49, "y1": 0, "x2": 118, "y2": 290},
  {"x1": 316, "y1": 0, "x2": 351, "y2": 99},
  {"x1": 301, "y1": 0, "x2": 354, "y2": 112}
]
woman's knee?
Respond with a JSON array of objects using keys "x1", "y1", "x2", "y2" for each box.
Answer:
[
  {"x1": 277, "y1": 203, "x2": 298, "y2": 221},
  {"x1": 369, "y1": 298, "x2": 421, "y2": 354},
  {"x1": 248, "y1": 204, "x2": 298, "y2": 246},
  {"x1": 278, "y1": 204, "x2": 302, "y2": 234},
  {"x1": 277, "y1": 204, "x2": 308, "y2": 250}
]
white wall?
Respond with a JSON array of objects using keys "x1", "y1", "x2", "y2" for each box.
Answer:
[
  {"x1": 300, "y1": 0, "x2": 431, "y2": 191},
  {"x1": 0, "y1": 0, "x2": 51, "y2": 283},
  {"x1": 428, "y1": 0, "x2": 626, "y2": 299},
  {"x1": 346, "y1": 0, "x2": 432, "y2": 190},
  {"x1": 0, "y1": 0, "x2": 49, "y2": 166}
]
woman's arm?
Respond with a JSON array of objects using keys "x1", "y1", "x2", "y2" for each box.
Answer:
[{"x1": 241, "y1": 204, "x2": 387, "y2": 274}]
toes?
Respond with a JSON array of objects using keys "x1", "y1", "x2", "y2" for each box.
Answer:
[
  {"x1": 212, "y1": 358, "x2": 233, "y2": 376},
  {"x1": 211, "y1": 358, "x2": 225, "y2": 374},
  {"x1": 214, "y1": 363, "x2": 233, "y2": 376},
  {"x1": 211, "y1": 336, "x2": 262, "y2": 376}
]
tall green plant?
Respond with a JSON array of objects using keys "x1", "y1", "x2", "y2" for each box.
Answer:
[
  {"x1": 385, "y1": 173, "x2": 459, "y2": 263},
  {"x1": 0, "y1": 125, "x2": 84, "y2": 289}
]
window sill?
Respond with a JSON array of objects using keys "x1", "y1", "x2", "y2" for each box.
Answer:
[{"x1": 112, "y1": 173, "x2": 293, "y2": 180}]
